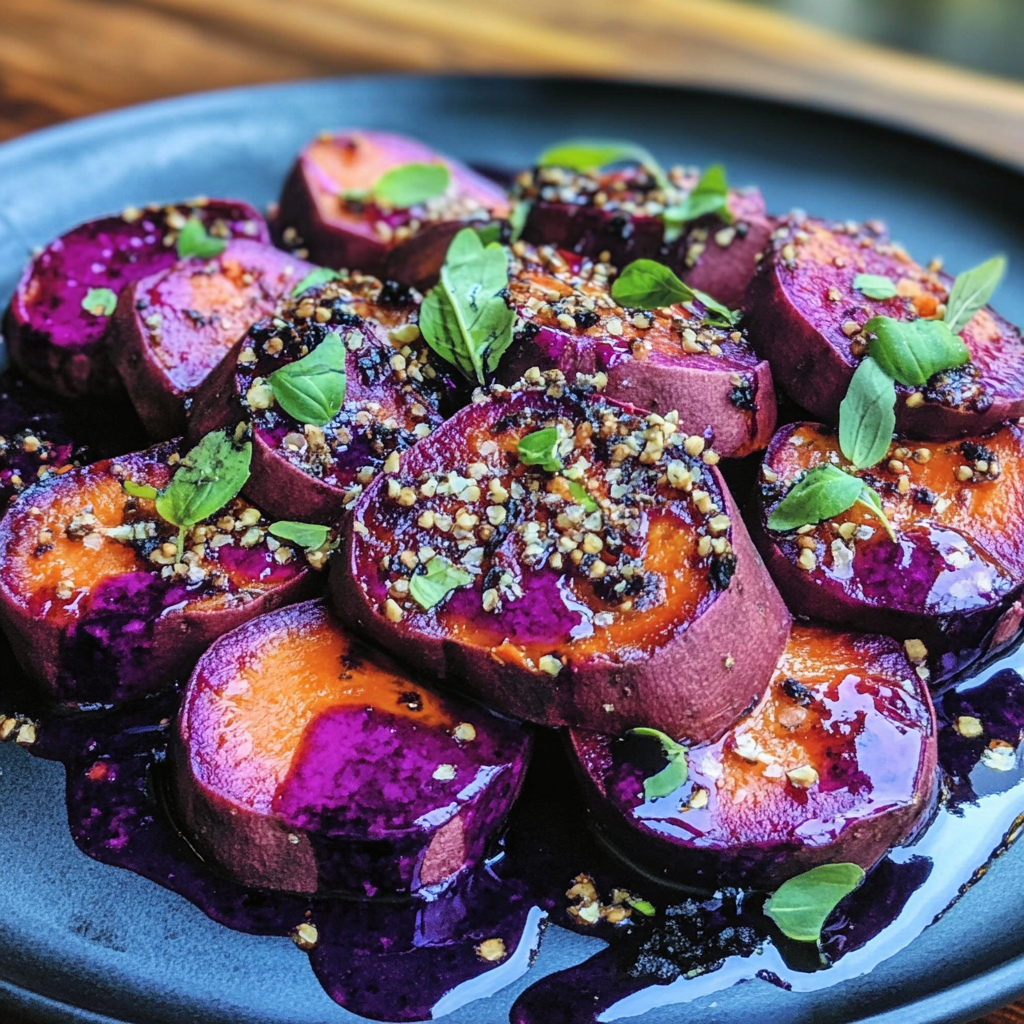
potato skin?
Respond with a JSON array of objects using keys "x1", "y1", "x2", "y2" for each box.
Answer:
[
  {"x1": 0, "y1": 441, "x2": 317, "y2": 705},
  {"x1": 745, "y1": 215, "x2": 1024, "y2": 439},
  {"x1": 277, "y1": 130, "x2": 509, "y2": 289},
  {"x1": 330, "y1": 386, "x2": 791, "y2": 741},
  {"x1": 4, "y1": 201, "x2": 269, "y2": 400},
  {"x1": 173, "y1": 599, "x2": 532, "y2": 895},
  {"x1": 111, "y1": 241, "x2": 315, "y2": 439},
  {"x1": 750, "y1": 421, "x2": 1024, "y2": 650},
  {"x1": 568, "y1": 625, "x2": 939, "y2": 890}
]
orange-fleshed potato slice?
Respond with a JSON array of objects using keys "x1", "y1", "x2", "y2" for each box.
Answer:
[
  {"x1": 331, "y1": 380, "x2": 790, "y2": 740},
  {"x1": 174, "y1": 599, "x2": 532, "y2": 896},
  {"x1": 569, "y1": 624, "x2": 938, "y2": 889}
]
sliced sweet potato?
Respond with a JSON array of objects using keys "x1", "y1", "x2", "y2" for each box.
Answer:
[
  {"x1": 277, "y1": 131, "x2": 510, "y2": 289},
  {"x1": 174, "y1": 598, "x2": 532, "y2": 895},
  {"x1": 4, "y1": 201, "x2": 269, "y2": 399},
  {"x1": 569, "y1": 624, "x2": 938, "y2": 889},
  {"x1": 0, "y1": 440, "x2": 319, "y2": 705},
  {"x1": 498, "y1": 243, "x2": 776, "y2": 456},
  {"x1": 753, "y1": 421, "x2": 1024, "y2": 650},
  {"x1": 745, "y1": 216, "x2": 1024, "y2": 438},
  {"x1": 515, "y1": 164, "x2": 773, "y2": 307},
  {"x1": 111, "y1": 241, "x2": 314, "y2": 439},
  {"x1": 187, "y1": 273, "x2": 444, "y2": 525},
  {"x1": 330, "y1": 379, "x2": 791, "y2": 740}
]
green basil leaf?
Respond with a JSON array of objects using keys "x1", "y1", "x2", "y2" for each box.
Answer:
[
  {"x1": 537, "y1": 139, "x2": 669, "y2": 189},
  {"x1": 81, "y1": 287, "x2": 117, "y2": 317},
  {"x1": 508, "y1": 199, "x2": 531, "y2": 244},
  {"x1": 629, "y1": 727, "x2": 689, "y2": 800},
  {"x1": 626, "y1": 897, "x2": 656, "y2": 917},
  {"x1": 123, "y1": 479, "x2": 158, "y2": 500},
  {"x1": 766, "y1": 465, "x2": 863, "y2": 532},
  {"x1": 518, "y1": 427, "x2": 562, "y2": 472},
  {"x1": 155, "y1": 430, "x2": 251, "y2": 530},
  {"x1": 268, "y1": 333, "x2": 348, "y2": 426},
  {"x1": 854, "y1": 485, "x2": 897, "y2": 543},
  {"x1": 864, "y1": 316, "x2": 969, "y2": 387},
  {"x1": 838, "y1": 357, "x2": 896, "y2": 469},
  {"x1": 764, "y1": 863, "x2": 865, "y2": 943},
  {"x1": 268, "y1": 521, "x2": 330, "y2": 550},
  {"x1": 420, "y1": 228, "x2": 515, "y2": 385},
  {"x1": 662, "y1": 163, "x2": 733, "y2": 236},
  {"x1": 374, "y1": 162, "x2": 450, "y2": 209},
  {"x1": 852, "y1": 273, "x2": 898, "y2": 300},
  {"x1": 474, "y1": 223, "x2": 502, "y2": 246},
  {"x1": 408, "y1": 557, "x2": 473, "y2": 610},
  {"x1": 292, "y1": 267, "x2": 342, "y2": 298},
  {"x1": 944, "y1": 254, "x2": 1007, "y2": 335},
  {"x1": 567, "y1": 479, "x2": 598, "y2": 512},
  {"x1": 176, "y1": 217, "x2": 227, "y2": 259},
  {"x1": 611, "y1": 259, "x2": 692, "y2": 309},
  {"x1": 692, "y1": 287, "x2": 742, "y2": 327}
]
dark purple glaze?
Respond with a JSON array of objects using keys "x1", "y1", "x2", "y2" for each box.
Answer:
[{"x1": 5, "y1": 201, "x2": 269, "y2": 398}]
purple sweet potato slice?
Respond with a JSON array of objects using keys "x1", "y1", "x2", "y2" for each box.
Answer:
[
  {"x1": 568, "y1": 623, "x2": 938, "y2": 889},
  {"x1": 745, "y1": 215, "x2": 1024, "y2": 439},
  {"x1": 174, "y1": 598, "x2": 531, "y2": 896},
  {"x1": 0, "y1": 439, "x2": 320, "y2": 705},
  {"x1": 497, "y1": 243, "x2": 776, "y2": 457},
  {"x1": 514, "y1": 164, "x2": 772, "y2": 307},
  {"x1": 277, "y1": 131, "x2": 510, "y2": 289},
  {"x1": 4, "y1": 200, "x2": 269, "y2": 399},
  {"x1": 751, "y1": 421, "x2": 1024, "y2": 652},
  {"x1": 330, "y1": 379, "x2": 791, "y2": 740},
  {"x1": 187, "y1": 273, "x2": 444, "y2": 526},
  {"x1": 111, "y1": 241, "x2": 315, "y2": 439}
]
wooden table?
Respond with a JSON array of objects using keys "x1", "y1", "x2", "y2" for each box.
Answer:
[{"x1": 1, "y1": 2, "x2": 1023, "y2": 1022}]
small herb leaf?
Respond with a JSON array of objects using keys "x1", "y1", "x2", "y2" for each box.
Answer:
[
  {"x1": 374, "y1": 162, "x2": 450, "y2": 209},
  {"x1": 408, "y1": 557, "x2": 473, "y2": 610},
  {"x1": 612, "y1": 259, "x2": 690, "y2": 308},
  {"x1": 628, "y1": 728, "x2": 689, "y2": 800},
  {"x1": 267, "y1": 333, "x2": 348, "y2": 426},
  {"x1": 944, "y1": 254, "x2": 1007, "y2": 335},
  {"x1": 420, "y1": 228, "x2": 515, "y2": 385},
  {"x1": 764, "y1": 863, "x2": 865, "y2": 943},
  {"x1": 518, "y1": 427, "x2": 562, "y2": 472},
  {"x1": 692, "y1": 288, "x2": 743, "y2": 327},
  {"x1": 474, "y1": 223, "x2": 502, "y2": 247},
  {"x1": 81, "y1": 287, "x2": 118, "y2": 316},
  {"x1": 766, "y1": 465, "x2": 864, "y2": 532},
  {"x1": 852, "y1": 273, "x2": 898, "y2": 300},
  {"x1": 509, "y1": 199, "x2": 531, "y2": 244},
  {"x1": 854, "y1": 486, "x2": 897, "y2": 543},
  {"x1": 626, "y1": 897, "x2": 656, "y2": 917},
  {"x1": 268, "y1": 521, "x2": 330, "y2": 550},
  {"x1": 864, "y1": 316, "x2": 969, "y2": 387},
  {"x1": 567, "y1": 479, "x2": 598, "y2": 512},
  {"x1": 838, "y1": 357, "x2": 896, "y2": 469},
  {"x1": 176, "y1": 217, "x2": 227, "y2": 259},
  {"x1": 155, "y1": 430, "x2": 252, "y2": 531},
  {"x1": 663, "y1": 164, "x2": 733, "y2": 239},
  {"x1": 123, "y1": 479, "x2": 158, "y2": 500},
  {"x1": 537, "y1": 139, "x2": 668, "y2": 189},
  {"x1": 292, "y1": 267, "x2": 342, "y2": 297}
]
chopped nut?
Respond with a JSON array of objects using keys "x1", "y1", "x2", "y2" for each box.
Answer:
[
  {"x1": 476, "y1": 938, "x2": 507, "y2": 962},
  {"x1": 957, "y1": 465, "x2": 974, "y2": 482},
  {"x1": 904, "y1": 638, "x2": 928, "y2": 663},
  {"x1": 797, "y1": 548, "x2": 817, "y2": 571},
  {"x1": 913, "y1": 447, "x2": 932, "y2": 464},
  {"x1": 786, "y1": 764, "x2": 819, "y2": 788},
  {"x1": 683, "y1": 435, "x2": 705, "y2": 457},
  {"x1": 384, "y1": 598, "x2": 404, "y2": 623},
  {"x1": 778, "y1": 706, "x2": 808, "y2": 730},
  {"x1": 905, "y1": 392, "x2": 925, "y2": 409},
  {"x1": 707, "y1": 514, "x2": 731, "y2": 535},
  {"x1": 955, "y1": 715, "x2": 984, "y2": 739},
  {"x1": 292, "y1": 923, "x2": 319, "y2": 951},
  {"x1": 383, "y1": 451, "x2": 401, "y2": 474},
  {"x1": 539, "y1": 654, "x2": 563, "y2": 676},
  {"x1": 453, "y1": 722, "x2": 477, "y2": 743},
  {"x1": 432, "y1": 763, "x2": 457, "y2": 781},
  {"x1": 15, "y1": 723, "x2": 37, "y2": 746}
]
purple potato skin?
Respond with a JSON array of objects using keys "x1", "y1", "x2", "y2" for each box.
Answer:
[
  {"x1": 749, "y1": 421, "x2": 1024, "y2": 650},
  {"x1": 744, "y1": 215, "x2": 1024, "y2": 439},
  {"x1": 111, "y1": 241, "x2": 315, "y2": 440},
  {"x1": 187, "y1": 291, "x2": 442, "y2": 526},
  {"x1": 4, "y1": 201, "x2": 269, "y2": 400},
  {"x1": 174, "y1": 599, "x2": 532, "y2": 895},
  {"x1": 568, "y1": 625, "x2": 938, "y2": 890},
  {"x1": 276, "y1": 130, "x2": 510, "y2": 290},
  {"x1": 499, "y1": 245, "x2": 776, "y2": 457},
  {"x1": 330, "y1": 387, "x2": 791, "y2": 741},
  {"x1": 0, "y1": 441, "x2": 317, "y2": 705}
]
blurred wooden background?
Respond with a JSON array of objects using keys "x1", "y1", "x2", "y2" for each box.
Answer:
[{"x1": 1, "y1": 1, "x2": 1024, "y2": 1022}]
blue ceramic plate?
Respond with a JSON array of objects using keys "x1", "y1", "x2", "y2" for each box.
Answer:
[{"x1": 1, "y1": 76, "x2": 1024, "y2": 1024}]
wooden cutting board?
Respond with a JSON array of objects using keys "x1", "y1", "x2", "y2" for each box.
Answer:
[{"x1": 1, "y1": 2, "x2": 1023, "y2": 1021}]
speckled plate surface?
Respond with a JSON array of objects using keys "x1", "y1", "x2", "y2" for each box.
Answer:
[{"x1": 1, "y1": 76, "x2": 1024, "y2": 1024}]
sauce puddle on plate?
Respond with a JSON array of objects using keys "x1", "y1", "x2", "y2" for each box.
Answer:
[{"x1": 6, "y1": 639, "x2": 1024, "y2": 1023}]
